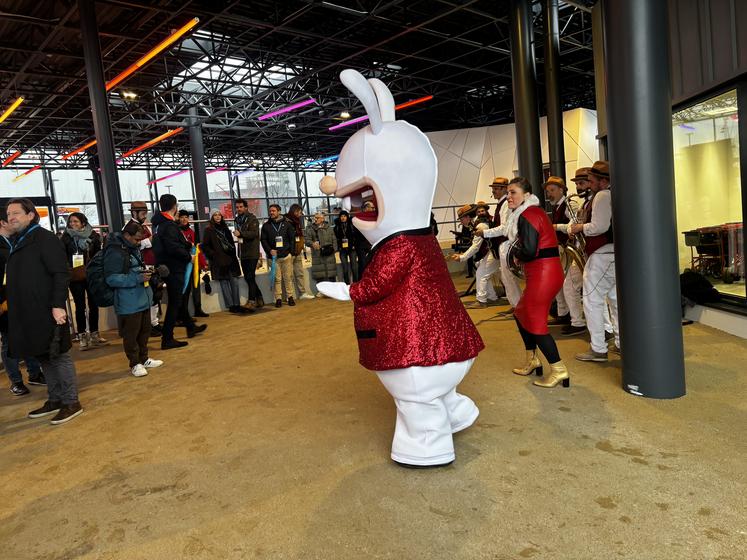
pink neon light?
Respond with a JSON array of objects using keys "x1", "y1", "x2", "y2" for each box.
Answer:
[
  {"x1": 328, "y1": 114, "x2": 369, "y2": 131},
  {"x1": 257, "y1": 98, "x2": 316, "y2": 121},
  {"x1": 328, "y1": 95, "x2": 434, "y2": 131},
  {"x1": 146, "y1": 169, "x2": 189, "y2": 185}
]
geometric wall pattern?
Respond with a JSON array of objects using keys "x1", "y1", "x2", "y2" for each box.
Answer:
[{"x1": 426, "y1": 108, "x2": 599, "y2": 240}]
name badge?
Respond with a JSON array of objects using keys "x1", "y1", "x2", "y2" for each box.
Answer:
[
  {"x1": 275, "y1": 236, "x2": 284, "y2": 248},
  {"x1": 295, "y1": 236, "x2": 300, "y2": 242},
  {"x1": 72, "y1": 254, "x2": 84, "y2": 268},
  {"x1": 342, "y1": 238, "x2": 349, "y2": 249}
]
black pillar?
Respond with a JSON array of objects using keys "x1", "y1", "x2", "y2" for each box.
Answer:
[
  {"x1": 544, "y1": 0, "x2": 565, "y2": 180},
  {"x1": 78, "y1": 0, "x2": 123, "y2": 232},
  {"x1": 188, "y1": 106, "x2": 211, "y2": 224},
  {"x1": 603, "y1": 0, "x2": 685, "y2": 398},
  {"x1": 509, "y1": 0, "x2": 544, "y2": 202}
]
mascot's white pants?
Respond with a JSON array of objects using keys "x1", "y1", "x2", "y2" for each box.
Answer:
[{"x1": 376, "y1": 358, "x2": 478, "y2": 466}]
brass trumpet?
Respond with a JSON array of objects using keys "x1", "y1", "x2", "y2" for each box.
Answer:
[{"x1": 560, "y1": 194, "x2": 587, "y2": 273}]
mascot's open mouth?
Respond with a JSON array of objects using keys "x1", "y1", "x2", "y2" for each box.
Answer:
[{"x1": 343, "y1": 185, "x2": 379, "y2": 222}]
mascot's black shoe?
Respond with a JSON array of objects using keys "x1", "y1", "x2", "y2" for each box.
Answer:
[{"x1": 393, "y1": 460, "x2": 454, "y2": 469}]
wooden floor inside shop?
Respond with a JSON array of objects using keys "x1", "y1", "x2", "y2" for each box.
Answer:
[{"x1": 1, "y1": 274, "x2": 745, "y2": 560}]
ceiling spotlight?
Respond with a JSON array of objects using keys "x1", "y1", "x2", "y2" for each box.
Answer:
[
  {"x1": 385, "y1": 63, "x2": 402, "y2": 71},
  {"x1": 287, "y1": 123, "x2": 296, "y2": 129},
  {"x1": 340, "y1": 111, "x2": 350, "y2": 119},
  {"x1": 122, "y1": 91, "x2": 138, "y2": 99}
]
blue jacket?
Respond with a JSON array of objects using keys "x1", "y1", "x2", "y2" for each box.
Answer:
[{"x1": 104, "y1": 232, "x2": 152, "y2": 316}]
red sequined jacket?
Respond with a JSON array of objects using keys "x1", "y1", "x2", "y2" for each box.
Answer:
[{"x1": 349, "y1": 229, "x2": 484, "y2": 371}]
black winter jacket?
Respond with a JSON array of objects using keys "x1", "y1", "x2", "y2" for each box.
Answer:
[
  {"x1": 260, "y1": 217, "x2": 296, "y2": 259},
  {"x1": 234, "y1": 212, "x2": 260, "y2": 259},
  {"x1": 6, "y1": 225, "x2": 72, "y2": 358},
  {"x1": 152, "y1": 211, "x2": 192, "y2": 274}
]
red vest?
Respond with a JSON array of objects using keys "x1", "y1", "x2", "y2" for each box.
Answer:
[
  {"x1": 474, "y1": 215, "x2": 491, "y2": 260},
  {"x1": 583, "y1": 194, "x2": 614, "y2": 256},
  {"x1": 551, "y1": 200, "x2": 569, "y2": 245}
]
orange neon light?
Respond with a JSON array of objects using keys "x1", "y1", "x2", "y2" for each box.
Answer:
[
  {"x1": 119, "y1": 127, "x2": 184, "y2": 161},
  {"x1": 62, "y1": 139, "x2": 98, "y2": 160},
  {"x1": 0, "y1": 97, "x2": 24, "y2": 125},
  {"x1": 105, "y1": 17, "x2": 200, "y2": 91},
  {"x1": 2, "y1": 150, "x2": 22, "y2": 167},
  {"x1": 394, "y1": 95, "x2": 433, "y2": 111},
  {"x1": 11, "y1": 164, "x2": 42, "y2": 182}
]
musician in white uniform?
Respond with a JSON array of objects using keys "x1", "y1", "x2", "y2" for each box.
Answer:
[
  {"x1": 544, "y1": 176, "x2": 586, "y2": 336},
  {"x1": 451, "y1": 203, "x2": 499, "y2": 308},
  {"x1": 487, "y1": 177, "x2": 522, "y2": 312},
  {"x1": 569, "y1": 161, "x2": 620, "y2": 361}
]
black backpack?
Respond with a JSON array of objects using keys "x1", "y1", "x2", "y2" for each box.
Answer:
[
  {"x1": 680, "y1": 270, "x2": 721, "y2": 307},
  {"x1": 86, "y1": 244, "x2": 130, "y2": 308}
]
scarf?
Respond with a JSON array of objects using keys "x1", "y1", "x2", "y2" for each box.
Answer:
[
  {"x1": 66, "y1": 224, "x2": 94, "y2": 252},
  {"x1": 505, "y1": 194, "x2": 541, "y2": 242},
  {"x1": 235, "y1": 213, "x2": 248, "y2": 228},
  {"x1": 285, "y1": 213, "x2": 303, "y2": 237}
]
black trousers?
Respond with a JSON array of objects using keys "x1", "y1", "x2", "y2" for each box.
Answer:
[
  {"x1": 118, "y1": 310, "x2": 151, "y2": 367},
  {"x1": 69, "y1": 280, "x2": 99, "y2": 333},
  {"x1": 162, "y1": 271, "x2": 194, "y2": 341},
  {"x1": 515, "y1": 318, "x2": 561, "y2": 364},
  {"x1": 241, "y1": 258, "x2": 260, "y2": 301},
  {"x1": 183, "y1": 276, "x2": 203, "y2": 315}
]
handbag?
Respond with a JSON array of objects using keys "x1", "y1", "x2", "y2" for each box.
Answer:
[
  {"x1": 320, "y1": 244, "x2": 335, "y2": 257},
  {"x1": 216, "y1": 230, "x2": 234, "y2": 254}
]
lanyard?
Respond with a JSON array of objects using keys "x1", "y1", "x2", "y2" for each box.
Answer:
[
  {"x1": 271, "y1": 221, "x2": 283, "y2": 235},
  {"x1": 11, "y1": 224, "x2": 40, "y2": 253}
]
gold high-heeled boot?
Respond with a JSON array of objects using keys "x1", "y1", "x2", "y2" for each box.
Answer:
[
  {"x1": 512, "y1": 350, "x2": 543, "y2": 376},
  {"x1": 533, "y1": 360, "x2": 570, "y2": 388}
]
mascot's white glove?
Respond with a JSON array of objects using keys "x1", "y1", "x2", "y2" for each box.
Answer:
[{"x1": 316, "y1": 281, "x2": 351, "y2": 301}]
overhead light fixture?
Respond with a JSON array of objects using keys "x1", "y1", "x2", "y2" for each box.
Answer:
[
  {"x1": 231, "y1": 168, "x2": 256, "y2": 178},
  {"x1": 146, "y1": 169, "x2": 189, "y2": 185},
  {"x1": 117, "y1": 127, "x2": 184, "y2": 163},
  {"x1": 304, "y1": 155, "x2": 339, "y2": 167},
  {"x1": 257, "y1": 98, "x2": 317, "y2": 121},
  {"x1": 62, "y1": 139, "x2": 97, "y2": 160},
  {"x1": 11, "y1": 164, "x2": 42, "y2": 182},
  {"x1": 106, "y1": 17, "x2": 200, "y2": 91},
  {"x1": 0, "y1": 97, "x2": 24, "y2": 125},
  {"x1": 2, "y1": 150, "x2": 22, "y2": 167},
  {"x1": 340, "y1": 111, "x2": 351, "y2": 119},
  {"x1": 287, "y1": 123, "x2": 296, "y2": 129},
  {"x1": 385, "y1": 63, "x2": 402, "y2": 71},
  {"x1": 122, "y1": 91, "x2": 138, "y2": 99},
  {"x1": 328, "y1": 95, "x2": 434, "y2": 131}
]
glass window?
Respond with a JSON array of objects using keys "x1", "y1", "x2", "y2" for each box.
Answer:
[
  {"x1": 0, "y1": 168, "x2": 46, "y2": 197},
  {"x1": 118, "y1": 170, "x2": 151, "y2": 202},
  {"x1": 303, "y1": 171, "x2": 328, "y2": 197},
  {"x1": 50, "y1": 169, "x2": 100, "y2": 227},
  {"x1": 265, "y1": 170, "x2": 299, "y2": 213},
  {"x1": 235, "y1": 170, "x2": 265, "y2": 199},
  {"x1": 673, "y1": 89, "x2": 743, "y2": 298},
  {"x1": 153, "y1": 168, "x2": 194, "y2": 201}
]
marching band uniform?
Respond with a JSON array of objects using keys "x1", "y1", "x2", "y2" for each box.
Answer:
[
  {"x1": 458, "y1": 220, "x2": 499, "y2": 305},
  {"x1": 578, "y1": 162, "x2": 620, "y2": 359},
  {"x1": 550, "y1": 193, "x2": 585, "y2": 330},
  {"x1": 486, "y1": 191, "x2": 522, "y2": 308}
]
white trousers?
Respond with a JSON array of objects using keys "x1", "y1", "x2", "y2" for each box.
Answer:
[
  {"x1": 583, "y1": 251, "x2": 620, "y2": 353},
  {"x1": 150, "y1": 304, "x2": 159, "y2": 326},
  {"x1": 498, "y1": 241, "x2": 522, "y2": 307},
  {"x1": 475, "y1": 253, "x2": 499, "y2": 303},
  {"x1": 376, "y1": 358, "x2": 478, "y2": 466},
  {"x1": 561, "y1": 261, "x2": 585, "y2": 326}
]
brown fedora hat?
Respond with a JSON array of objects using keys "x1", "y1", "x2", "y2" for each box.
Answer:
[
  {"x1": 570, "y1": 167, "x2": 591, "y2": 183},
  {"x1": 475, "y1": 200, "x2": 490, "y2": 211},
  {"x1": 490, "y1": 176, "x2": 509, "y2": 188},
  {"x1": 589, "y1": 160, "x2": 610, "y2": 179},
  {"x1": 543, "y1": 176, "x2": 566, "y2": 189},
  {"x1": 129, "y1": 201, "x2": 148, "y2": 211},
  {"x1": 457, "y1": 204, "x2": 477, "y2": 218}
]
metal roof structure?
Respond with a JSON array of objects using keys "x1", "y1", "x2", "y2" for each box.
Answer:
[{"x1": 0, "y1": 0, "x2": 596, "y2": 170}]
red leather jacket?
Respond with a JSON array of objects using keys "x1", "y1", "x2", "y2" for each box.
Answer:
[{"x1": 349, "y1": 229, "x2": 484, "y2": 371}]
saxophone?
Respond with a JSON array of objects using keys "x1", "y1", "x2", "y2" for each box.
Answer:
[{"x1": 560, "y1": 194, "x2": 587, "y2": 273}]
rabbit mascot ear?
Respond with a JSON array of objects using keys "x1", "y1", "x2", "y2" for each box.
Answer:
[{"x1": 322, "y1": 69, "x2": 438, "y2": 248}]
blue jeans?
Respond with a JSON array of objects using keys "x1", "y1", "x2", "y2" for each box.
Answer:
[{"x1": 1, "y1": 332, "x2": 42, "y2": 385}]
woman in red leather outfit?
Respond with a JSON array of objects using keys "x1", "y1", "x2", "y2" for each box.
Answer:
[{"x1": 506, "y1": 177, "x2": 570, "y2": 388}]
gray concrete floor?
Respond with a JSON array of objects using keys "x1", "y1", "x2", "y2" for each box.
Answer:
[{"x1": 0, "y1": 275, "x2": 745, "y2": 559}]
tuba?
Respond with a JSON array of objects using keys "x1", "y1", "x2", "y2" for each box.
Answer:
[{"x1": 559, "y1": 194, "x2": 587, "y2": 273}]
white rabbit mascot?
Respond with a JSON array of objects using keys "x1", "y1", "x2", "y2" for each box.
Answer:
[{"x1": 317, "y1": 69, "x2": 484, "y2": 468}]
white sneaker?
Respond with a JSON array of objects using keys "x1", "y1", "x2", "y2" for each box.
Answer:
[
  {"x1": 300, "y1": 293, "x2": 315, "y2": 300},
  {"x1": 143, "y1": 358, "x2": 163, "y2": 368},
  {"x1": 131, "y1": 364, "x2": 148, "y2": 377},
  {"x1": 315, "y1": 292, "x2": 324, "y2": 298}
]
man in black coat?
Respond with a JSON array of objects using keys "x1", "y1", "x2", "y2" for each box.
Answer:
[
  {"x1": 232, "y1": 199, "x2": 262, "y2": 308},
  {"x1": 260, "y1": 204, "x2": 297, "y2": 308},
  {"x1": 5, "y1": 198, "x2": 83, "y2": 425},
  {"x1": 152, "y1": 194, "x2": 206, "y2": 349}
]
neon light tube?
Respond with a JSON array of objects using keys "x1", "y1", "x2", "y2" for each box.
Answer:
[
  {"x1": 329, "y1": 95, "x2": 434, "y2": 131},
  {"x1": 230, "y1": 168, "x2": 255, "y2": 178},
  {"x1": 62, "y1": 139, "x2": 98, "y2": 160},
  {"x1": 11, "y1": 164, "x2": 42, "y2": 182},
  {"x1": 118, "y1": 127, "x2": 184, "y2": 163},
  {"x1": 146, "y1": 169, "x2": 189, "y2": 185},
  {"x1": 2, "y1": 150, "x2": 22, "y2": 167},
  {"x1": 304, "y1": 155, "x2": 339, "y2": 167},
  {"x1": 106, "y1": 18, "x2": 200, "y2": 91},
  {"x1": 257, "y1": 98, "x2": 317, "y2": 121},
  {"x1": 0, "y1": 97, "x2": 24, "y2": 125}
]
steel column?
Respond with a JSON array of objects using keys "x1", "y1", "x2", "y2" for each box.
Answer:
[
  {"x1": 509, "y1": 0, "x2": 544, "y2": 201},
  {"x1": 188, "y1": 106, "x2": 211, "y2": 223},
  {"x1": 603, "y1": 0, "x2": 685, "y2": 398},
  {"x1": 78, "y1": 0, "x2": 123, "y2": 232},
  {"x1": 544, "y1": 0, "x2": 566, "y2": 181}
]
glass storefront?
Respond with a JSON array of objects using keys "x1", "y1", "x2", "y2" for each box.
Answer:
[{"x1": 673, "y1": 89, "x2": 744, "y2": 298}]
